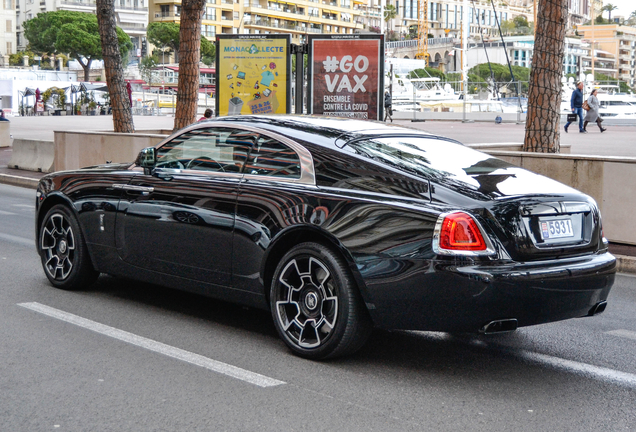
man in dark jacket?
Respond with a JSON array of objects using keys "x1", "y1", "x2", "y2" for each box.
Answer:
[{"x1": 565, "y1": 81, "x2": 585, "y2": 133}]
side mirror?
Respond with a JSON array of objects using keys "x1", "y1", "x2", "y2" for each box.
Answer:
[{"x1": 136, "y1": 147, "x2": 156, "y2": 174}]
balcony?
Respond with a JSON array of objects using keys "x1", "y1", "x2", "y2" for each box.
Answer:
[
  {"x1": 59, "y1": 0, "x2": 96, "y2": 7},
  {"x1": 265, "y1": 4, "x2": 304, "y2": 15},
  {"x1": 155, "y1": 12, "x2": 180, "y2": 19}
]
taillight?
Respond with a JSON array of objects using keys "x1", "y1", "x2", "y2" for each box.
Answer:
[{"x1": 433, "y1": 211, "x2": 495, "y2": 256}]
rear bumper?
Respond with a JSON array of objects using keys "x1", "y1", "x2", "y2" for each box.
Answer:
[{"x1": 361, "y1": 252, "x2": 616, "y2": 332}]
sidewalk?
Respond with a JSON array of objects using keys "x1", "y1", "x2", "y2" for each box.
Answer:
[{"x1": 1, "y1": 115, "x2": 635, "y2": 267}]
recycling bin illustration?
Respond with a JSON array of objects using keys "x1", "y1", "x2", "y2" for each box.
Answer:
[{"x1": 228, "y1": 97, "x2": 244, "y2": 115}]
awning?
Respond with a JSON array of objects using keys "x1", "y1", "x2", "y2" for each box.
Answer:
[
  {"x1": 117, "y1": 12, "x2": 148, "y2": 24},
  {"x1": 20, "y1": 88, "x2": 38, "y2": 96},
  {"x1": 81, "y1": 83, "x2": 109, "y2": 92}
]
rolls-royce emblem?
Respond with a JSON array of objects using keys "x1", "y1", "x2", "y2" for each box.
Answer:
[{"x1": 305, "y1": 292, "x2": 318, "y2": 310}]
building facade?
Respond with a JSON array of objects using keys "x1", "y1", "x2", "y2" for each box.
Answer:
[
  {"x1": 578, "y1": 24, "x2": 636, "y2": 88},
  {"x1": 149, "y1": 0, "x2": 365, "y2": 46},
  {"x1": 1, "y1": 0, "x2": 16, "y2": 60},
  {"x1": 16, "y1": 0, "x2": 148, "y2": 60}
]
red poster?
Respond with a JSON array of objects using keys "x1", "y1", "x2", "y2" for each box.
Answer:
[{"x1": 310, "y1": 37, "x2": 383, "y2": 120}]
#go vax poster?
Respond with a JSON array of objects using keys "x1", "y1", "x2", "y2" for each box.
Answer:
[
  {"x1": 308, "y1": 34, "x2": 384, "y2": 121},
  {"x1": 215, "y1": 34, "x2": 291, "y2": 116}
]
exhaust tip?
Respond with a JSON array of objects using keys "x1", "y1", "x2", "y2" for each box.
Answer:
[
  {"x1": 588, "y1": 301, "x2": 607, "y2": 316},
  {"x1": 480, "y1": 318, "x2": 518, "y2": 334}
]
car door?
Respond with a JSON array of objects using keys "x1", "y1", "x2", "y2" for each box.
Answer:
[
  {"x1": 115, "y1": 126, "x2": 254, "y2": 286},
  {"x1": 233, "y1": 131, "x2": 315, "y2": 294}
]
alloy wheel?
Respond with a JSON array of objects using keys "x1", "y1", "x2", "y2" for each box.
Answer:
[
  {"x1": 41, "y1": 213, "x2": 76, "y2": 281},
  {"x1": 274, "y1": 256, "x2": 339, "y2": 349}
]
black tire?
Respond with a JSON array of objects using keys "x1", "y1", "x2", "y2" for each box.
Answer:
[
  {"x1": 270, "y1": 242, "x2": 372, "y2": 360},
  {"x1": 38, "y1": 204, "x2": 99, "y2": 290}
]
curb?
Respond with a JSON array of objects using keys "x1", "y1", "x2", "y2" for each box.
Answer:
[
  {"x1": 0, "y1": 173, "x2": 39, "y2": 189},
  {"x1": 616, "y1": 255, "x2": 636, "y2": 275},
  {"x1": 1, "y1": 172, "x2": 636, "y2": 275}
]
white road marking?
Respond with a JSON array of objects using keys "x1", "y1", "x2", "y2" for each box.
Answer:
[
  {"x1": 606, "y1": 329, "x2": 636, "y2": 342},
  {"x1": 0, "y1": 210, "x2": 17, "y2": 215},
  {"x1": 466, "y1": 338, "x2": 636, "y2": 389},
  {"x1": 12, "y1": 204, "x2": 34, "y2": 209},
  {"x1": 516, "y1": 349, "x2": 636, "y2": 388},
  {"x1": 0, "y1": 232, "x2": 33, "y2": 247},
  {"x1": 18, "y1": 302, "x2": 286, "y2": 388}
]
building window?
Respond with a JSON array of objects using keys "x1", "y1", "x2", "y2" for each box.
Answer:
[
  {"x1": 5, "y1": 0, "x2": 12, "y2": 9},
  {"x1": 6, "y1": 19, "x2": 10, "y2": 32},
  {"x1": 6, "y1": 42, "x2": 11, "y2": 54}
]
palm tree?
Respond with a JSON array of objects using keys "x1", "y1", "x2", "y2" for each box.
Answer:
[
  {"x1": 523, "y1": 0, "x2": 568, "y2": 152},
  {"x1": 383, "y1": 4, "x2": 397, "y2": 35},
  {"x1": 603, "y1": 3, "x2": 618, "y2": 22},
  {"x1": 95, "y1": 0, "x2": 134, "y2": 133}
]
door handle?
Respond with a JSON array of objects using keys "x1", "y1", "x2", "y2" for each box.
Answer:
[{"x1": 112, "y1": 184, "x2": 155, "y2": 194}]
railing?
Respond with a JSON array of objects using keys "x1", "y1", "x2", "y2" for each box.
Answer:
[
  {"x1": 155, "y1": 12, "x2": 180, "y2": 18},
  {"x1": 386, "y1": 37, "x2": 455, "y2": 50},
  {"x1": 59, "y1": 0, "x2": 96, "y2": 6},
  {"x1": 385, "y1": 40, "x2": 417, "y2": 49}
]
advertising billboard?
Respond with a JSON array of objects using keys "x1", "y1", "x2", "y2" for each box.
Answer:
[
  {"x1": 215, "y1": 34, "x2": 291, "y2": 116},
  {"x1": 308, "y1": 35, "x2": 384, "y2": 121}
]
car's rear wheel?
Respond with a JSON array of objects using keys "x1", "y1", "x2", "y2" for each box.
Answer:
[
  {"x1": 39, "y1": 204, "x2": 99, "y2": 290},
  {"x1": 270, "y1": 242, "x2": 372, "y2": 359}
]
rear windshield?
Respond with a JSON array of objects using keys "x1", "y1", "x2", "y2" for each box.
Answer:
[{"x1": 344, "y1": 136, "x2": 514, "y2": 179}]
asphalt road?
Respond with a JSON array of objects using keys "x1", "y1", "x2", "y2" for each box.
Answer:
[{"x1": 1, "y1": 183, "x2": 636, "y2": 431}]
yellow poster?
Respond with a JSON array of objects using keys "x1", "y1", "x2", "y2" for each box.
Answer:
[{"x1": 216, "y1": 35, "x2": 290, "y2": 116}]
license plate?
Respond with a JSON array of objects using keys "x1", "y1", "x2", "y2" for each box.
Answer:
[{"x1": 540, "y1": 218, "x2": 574, "y2": 239}]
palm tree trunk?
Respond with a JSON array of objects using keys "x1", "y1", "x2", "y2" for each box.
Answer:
[
  {"x1": 523, "y1": 0, "x2": 567, "y2": 152},
  {"x1": 173, "y1": 0, "x2": 205, "y2": 130},
  {"x1": 96, "y1": 0, "x2": 135, "y2": 133}
]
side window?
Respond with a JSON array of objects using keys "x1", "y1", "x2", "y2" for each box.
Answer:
[
  {"x1": 244, "y1": 135, "x2": 301, "y2": 179},
  {"x1": 155, "y1": 128, "x2": 254, "y2": 173}
]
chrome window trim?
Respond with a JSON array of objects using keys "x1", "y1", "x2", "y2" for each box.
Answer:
[
  {"x1": 143, "y1": 121, "x2": 315, "y2": 186},
  {"x1": 432, "y1": 211, "x2": 497, "y2": 257}
]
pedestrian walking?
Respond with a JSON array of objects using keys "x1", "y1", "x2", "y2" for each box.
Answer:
[
  {"x1": 583, "y1": 89, "x2": 607, "y2": 133},
  {"x1": 564, "y1": 81, "x2": 585, "y2": 133},
  {"x1": 384, "y1": 90, "x2": 392, "y2": 122}
]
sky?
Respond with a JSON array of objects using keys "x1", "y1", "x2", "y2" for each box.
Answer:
[{"x1": 604, "y1": 0, "x2": 634, "y2": 18}]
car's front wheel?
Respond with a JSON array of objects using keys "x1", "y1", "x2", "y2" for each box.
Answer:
[
  {"x1": 38, "y1": 204, "x2": 99, "y2": 290},
  {"x1": 270, "y1": 242, "x2": 372, "y2": 359}
]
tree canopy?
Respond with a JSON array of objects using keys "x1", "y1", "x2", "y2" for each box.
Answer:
[
  {"x1": 23, "y1": 11, "x2": 131, "y2": 81},
  {"x1": 407, "y1": 67, "x2": 446, "y2": 80},
  {"x1": 147, "y1": 22, "x2": 180, "y2": 54},
  {"x1": 147, "y1": 21, "x2": 216, "y2": 64}
]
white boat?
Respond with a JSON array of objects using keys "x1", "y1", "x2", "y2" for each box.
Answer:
[
  {"x1": 396, "y1": 99, "x2": 504, "y2": 113},
  {"x1": 389, "y1": 77, "x2": 459, "y2": 105},
  {"x1": 597, "y1": 94, "x2": 636, "y2": 119},
  {"x1": 561, "y1": 93, "x2": 636, "y2": 119}
]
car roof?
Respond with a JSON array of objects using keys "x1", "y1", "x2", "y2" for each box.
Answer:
[{"x1": 212, "y1": 115, "x2": 437, "y2": 146}]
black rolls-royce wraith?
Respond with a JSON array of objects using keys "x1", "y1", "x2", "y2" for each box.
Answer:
[{"x1": 35, "y1": 115, "x2": 615, "y2": 359}]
